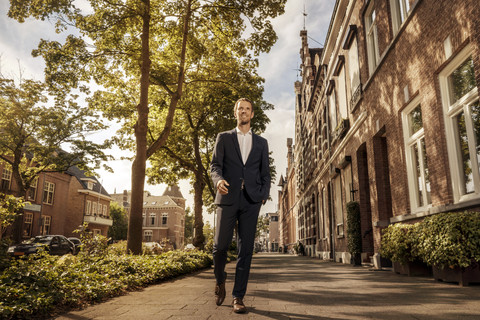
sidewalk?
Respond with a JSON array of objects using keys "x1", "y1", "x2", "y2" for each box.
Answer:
[{"x1": 56, "y1": 253, "x2": 480, "y2": 320}]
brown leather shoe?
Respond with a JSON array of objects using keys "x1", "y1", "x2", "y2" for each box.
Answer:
[
  {"x1": 214, "y1": 282, "x2": 226, "y2": 306},
  {"x1": 232, "y1": 297, "x2": 246, "y2": 313}
]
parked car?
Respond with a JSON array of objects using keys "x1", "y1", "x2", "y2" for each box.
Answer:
[
  {"x1": 67, "y1": 237, "x2": 82, "y2": 255},
  {"x1": 7, "y1": 235, "x2": 75, "y2": 257}
]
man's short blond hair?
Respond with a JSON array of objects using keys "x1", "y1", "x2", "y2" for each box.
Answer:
[{"x1": 234, "y1": 98, "x2": 253, "y2": 112}]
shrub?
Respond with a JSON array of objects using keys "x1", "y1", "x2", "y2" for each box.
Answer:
[
  {"x1": 346, "y1": 201, "x2": 362, "y2": 260},
  {"x1": 381, "y1": 223, "x2": 419, "y2": 263},
  {"x1": 415, "y1": 211, "x2": 480, "y2": 268},
  {"x1": 0, "y1": 249, "x2": 212, "y2": 319}
]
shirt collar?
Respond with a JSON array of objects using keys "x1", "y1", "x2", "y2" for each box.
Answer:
[{"x1": 235, "y1": 127, "x2": 252, "y2": 135}]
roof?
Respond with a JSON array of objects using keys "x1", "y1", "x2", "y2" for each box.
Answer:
[
  {"x1": 143, "y1": 195, "x2": 181, "y2": 209},
  {"x1": 162, "y1": 184, "x2": 184, "y2": 199},
  {"x1": 66, "y1": 166, "x2": 110, "y2": 197}
]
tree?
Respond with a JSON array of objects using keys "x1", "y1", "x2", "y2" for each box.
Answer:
[
  {"x1": 8, "y1": 0, "x2": 286, "y2": 254},
  {"x1": 0, "y1": 77, "x2": 109, "y2": 243},
  {"x1": 184, "y1": 207, "x2": 194, "y2": 244},
  {"x1": 146, "y1": 52, "x2": 274, "y2": 248},
  {"x1": 108, "y1": 202, "x2": 128, "y2": 241},
  {"x1": 0, "y1": 194, "x2": 24, "y2": 241}
]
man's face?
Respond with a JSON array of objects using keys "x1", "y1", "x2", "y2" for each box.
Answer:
[{"x1": 234, "y1": 100, "x2": 254, "y2": 125}]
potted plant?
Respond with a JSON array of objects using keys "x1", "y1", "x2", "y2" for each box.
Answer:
[
  {"x1": 347, "y1": 201, "x2": 362, "y2": 265},
  {"x1": 414, "y1": 211, "x2": 480, "y2": 286},
  {"x1": 381, "y1": 223, "x2": 431, "y2": 276}
]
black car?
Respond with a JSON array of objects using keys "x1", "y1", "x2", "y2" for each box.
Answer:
[
  {"x1": 67, "y1": 237, "x2": 82, "y2": 255},
  {"x1": 7, "y1": 235, "x2": 75, "y2": 257}
]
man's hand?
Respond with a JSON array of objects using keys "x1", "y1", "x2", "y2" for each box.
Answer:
[{"x1": 217, "y1": 180, "x2": 230, "y2": 195}]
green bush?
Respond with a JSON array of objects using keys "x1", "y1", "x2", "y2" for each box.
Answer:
[
  {"x1": 415, "y1": 211, "x2": 480, "y2": 268},
  {"x1": 346, "y1": 201, "x2": 362, "y2": 259},
  {"x1": 381, "y1": 223, "x2": 419, "y2": 263},
  {"x1": 0, "y1": 249, "x2": 212, "y2": 319}
]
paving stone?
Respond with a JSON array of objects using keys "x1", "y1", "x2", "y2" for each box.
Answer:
[{"x1": 56, "y1": 253, "x2": 480, "y2": 320}]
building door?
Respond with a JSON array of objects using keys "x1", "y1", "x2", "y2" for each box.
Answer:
[
  {"x1": 327, "y1": 182, "x2": 335, "y2": 260},
  {"x1": 357, "y1": 143, "x2": 374, "y2": 258}
]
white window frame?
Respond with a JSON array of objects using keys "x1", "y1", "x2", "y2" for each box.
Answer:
[
  {"x1": 328, "y1": 90, "x2": 337, "y2": 133},
  {"x1": 144, "y1": 230, "x2": 153, "y2": 242},
  {"x1": 27, "y1": 177, "x2": 38, "y2": 201},
  {"x1": 348, "y1": 37, "x2": 361, "y2": 98},
  {"x1": 338, "y1": 67, "x2": 348, "y2": 119},
  {"x1": 23, "y1": 212, "x2": 34, "y2": 237},
  {"x1": 43, "y1": 181, "x2": 55, "y2": 205},
  {"x1": 365, "y1": 1, "x2": 380, "y2": 76},
  {"x1": 162, "y1": 213, "x2": 168, "y2": 226},
  {"x1": 86, "y1": 200, "x2": 92, "y2": 215},
  {"x1": 42, "y1": 216, "x2": 51, "y2": 235},
  {"x1": 333, "y1": 176, "x2": 344, "y2": 237},
  {"x1": 103, "y1": 204, "x2": 108, "y2": 217},
  {"x1": 439, "y1": 44, "x2": 480, "y2": 203},
  {"x1": 150, "y1": 213, "x2": 156, "y2": 226},
  {"x1": 92, "y1": 202, "x2": 97, "y2": 215},
  {"x1": 343, "y1": 165, "x2": 353, "y2": 203},
  {"x1": 1, "y1": 168, "x2": 12, "y2": 190},
  {"x1": 402, "y1": 95, "x2": 432, "y2": 212},
  {"x1": 390, "y1": 0, "x2": 411, "y2": 35}
]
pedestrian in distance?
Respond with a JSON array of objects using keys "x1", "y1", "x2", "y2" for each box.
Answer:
[{"x1": 210, "y1": 98, "x2": 271, "y2": 314}]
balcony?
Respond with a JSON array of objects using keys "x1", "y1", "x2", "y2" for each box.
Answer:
[{"x1": 84, "y1": 215, "x2": 113, "y2": 226}]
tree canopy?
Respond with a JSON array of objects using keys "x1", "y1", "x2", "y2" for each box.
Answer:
[{"x1": 8, "y1": 0, "x2": 286, "y2": 253}]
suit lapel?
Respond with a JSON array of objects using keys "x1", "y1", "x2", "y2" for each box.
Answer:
[{"x1": 231, "y1": 129, "x2": 243, "y2": 164}]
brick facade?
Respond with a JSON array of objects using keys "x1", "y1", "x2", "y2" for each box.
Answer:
[{"x1": 290, "y1": 0, "x2": 480, "y2": 266}]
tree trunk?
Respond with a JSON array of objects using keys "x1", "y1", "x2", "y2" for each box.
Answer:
[
  {"x1": 127, "y1": 0, "x2": 151, "y2": 255},
  {"x1": 192, "y1": 172, "x2": 205, "y2": 248},
  {"x1": 10, "y1": 147, "x2": 26, "y2": 243},
  {"x1": 192, "y1": 131, "x2": 205, "y2": 248}
]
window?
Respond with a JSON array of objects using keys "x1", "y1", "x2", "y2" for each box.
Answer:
[
  {"x1": 337, "y1": 67, "x2": 348, "y2": 120},
  {"x1": 270, "y1": 216, "x2": 278, "y2": 222},
  {"x1": 150, "y1": 213, "x2": 156, "y2": 226},
  {"x1": 43, "y1": 181, "x2": 55, "y2": 205},
  {"x1": 440, "y1": 46, "x2": 479, "y2": 202},
  {"x1": 27, "y1": 177, "x2": 38, "y2": 201},
  {"x1": 86, "y1": 200, "x2": 92, "y2": 215},
  {"x1": 320, "y1": 188, "x2": 327, "y2": 239},
  {"x1": 93, "y1": 229, "x2": 101, "y2": 236},
  {"x1": 390, "y1": 0, "x2": 411, "y2": 35},
  {"x1": 144, "y1": 230, "x2": 153, "y2": 242},
  {"x1": 402, "y1": 96, "x2": 431, "y2": 211},
  {"x1": 103, "y1": 204, "x2": 108, "y2": 217},
  {"x1": 365, "y1": 1, "x2": 380, "y2": 75},
  {"x1": 162, "y1": 213, "x2": 168, "y2": 225},
  {"x1": 344, "y1": 165, "x2": 353, "y2": 203},
  {"x1": 87, "y1": 181, "x2": 94, "y2": 190},
  {"x1": 328, "y1": 90, "x2": 337, "y2": 133},
  {"x1": 42, "y1": 216, "x2": 51, "y2": 235},
  {"x1": 334, "y1": 176, "x2": 344, "y2": 236},
  {"x1": 23, "y1": 212, "x2": 33, "y2": 238},
  {"x1": 1, "y1": 168, "x2": 12, "y2": 190},
  {"x1": 347, "y1": 36, "x2": 361, "y2": 103},
  {"x1": 92, "y1": 202, "x2": 97, "y2": 215}
]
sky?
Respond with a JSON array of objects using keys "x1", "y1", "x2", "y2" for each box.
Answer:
[{"x1": 0, "y1": 0, "x2": 336, "y2": 224}]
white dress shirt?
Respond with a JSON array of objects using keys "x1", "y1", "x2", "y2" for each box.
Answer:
[{"x1": 236, "y1": 127, "x2": 252, "y2": 165}]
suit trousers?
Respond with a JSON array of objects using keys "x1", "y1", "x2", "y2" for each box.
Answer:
[{"x1": 213, "y1": 188, "x2": 261, "y2": 299}]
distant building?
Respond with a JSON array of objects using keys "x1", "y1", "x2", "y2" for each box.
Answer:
[
  {"x1": 267, "y1": 211, "x2": 279, "y2": 252},
  {"x1": 111, "y1": 185, "x2": 186, "y2": 249},
  {"x1": 277, "y1": 137, "x2": 298, "y2": 253},
  {"x1": 0, "y1": 163, "x2": 112, "y2": 240}
]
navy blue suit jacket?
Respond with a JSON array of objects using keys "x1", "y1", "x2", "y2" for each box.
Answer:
[{"x1": 211, "y1": 129, "x2": 271, "y2": 205}]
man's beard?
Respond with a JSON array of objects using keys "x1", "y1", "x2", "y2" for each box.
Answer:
[{"x1": 239, "y1": 119, "x2": 250, "y2": 125}]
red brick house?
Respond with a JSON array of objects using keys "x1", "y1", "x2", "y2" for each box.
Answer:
[
  {"x1": 1, "y1": 163, "x2": 112, "y2": 240},
  {"x1": 293, "y1": 0, "x2": 480, "y2": 266}
]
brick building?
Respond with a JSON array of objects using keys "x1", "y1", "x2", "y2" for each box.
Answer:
[
  {"x1": 293, "y1": 0, "x2": 480, "y2": 267},
  {"x1": 277, "y1": 138, "x2": 298, "y2": 253},
  {"x1": 111, "y1": 185, "x2": 186, "y2": 249},
  {"x1": 1, "y1": 163, "x2": 112, "y2": 240},
  {"x1": 267, "y1": 211, "x2": 280, "y2": 252}
]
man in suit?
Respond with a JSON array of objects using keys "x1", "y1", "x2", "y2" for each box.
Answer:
[{"x1": 210, "y1": 98, "x2": 271, "y2": 313}]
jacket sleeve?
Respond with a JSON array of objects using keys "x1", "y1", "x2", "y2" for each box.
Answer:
[
  {"x1": 210, "y1": 133, "x2": 225, "y2": 188},
  {"x1": 260, "y1": 138, "x2": 271, "y2": 202}
]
